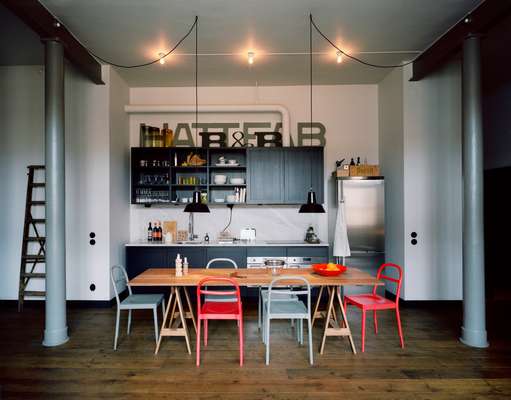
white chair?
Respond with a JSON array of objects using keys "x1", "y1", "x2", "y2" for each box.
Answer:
[
  {"x1": 110, "y1": 265, "x2": 165, "y2": 350},
  {"x1": 263, "y1": 276, "x2": 313, "y2": 365},
  {"x1": 205, "y1": 258, "x2": 238, "y2": 303}
]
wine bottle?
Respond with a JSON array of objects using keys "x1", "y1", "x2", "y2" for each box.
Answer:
[
  {"x1": 356, "y1": 157, "x2": 361, "y2": 166},
  {"x1": 350, "y1": 158, "x2": 355, "y2": 166},
  {"x1": 147, "y1": 222, "x2": 153, "y2": 242}
]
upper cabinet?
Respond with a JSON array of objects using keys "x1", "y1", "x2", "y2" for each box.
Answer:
[
  {"x1": 130, "y1": 146, "x2": 324, "y2": 206},
  {"x1": 246, "y1": 148, "x2": 284, "y2": 204},
  {"x1": 283, "y1": 147, "x2": 324, "y2": 204}
]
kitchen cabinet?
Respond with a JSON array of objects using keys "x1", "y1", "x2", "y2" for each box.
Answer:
[
  {"x1": 284, "y1": 147, "x2": 324, "y2": 204},
  {"x1": 246, "y1": 148, "x2": 284, "y2": 203},
  {"x1": 206, "y1": 247, "x2": 247, "y2": 268}
]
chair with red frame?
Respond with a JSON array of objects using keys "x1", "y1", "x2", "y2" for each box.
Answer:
[
  {"x1": 196, "y1": 277, "x2": 244, "y2": 366},
  {"x1": 343, "y1": 263, "x2": 404, "y2": 352}
]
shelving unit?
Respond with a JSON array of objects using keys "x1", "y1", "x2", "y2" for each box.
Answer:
[{"x1": 130, "y1": 146, "x2": 324, "y2": 206}]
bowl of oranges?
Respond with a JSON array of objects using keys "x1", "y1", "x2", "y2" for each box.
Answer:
[{"x1": 312, "y1": 263, "x2": 347, "y2": 277}]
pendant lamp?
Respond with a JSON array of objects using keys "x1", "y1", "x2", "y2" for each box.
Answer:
[
  {"x1": 299, "y1": 15, "x2": 325, "y2": 214},
  {"x1": 184, "y1": 17, "x2": 210, "y2": 214}
]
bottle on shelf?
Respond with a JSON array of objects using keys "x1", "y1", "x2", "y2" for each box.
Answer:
[
  {"x1": 350, "y1": 158, "x2": 356, "y2": 166},
  {"x1": 356, "y1": 157, "x2": 361, "y2": 166},
  {"x1": 157, "y1": 222, "x2": 162, "y2": 242},
  {"x1": 204, "y1": 233, "x2": 210, "y2": 243},
  {"x1": 147, "y1": 222, "x2": 153, "y2": 242}
]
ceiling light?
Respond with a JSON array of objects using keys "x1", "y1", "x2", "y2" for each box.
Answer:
[
  {"x1": 247, "y1": 51, "x2": 255, "y2": 65},
  {"x1": 336, "y1": 50, "x2": 343, "y2": 64},
  {"x1": 158, "y1": 52, "x2": 166, "y2": 65}
]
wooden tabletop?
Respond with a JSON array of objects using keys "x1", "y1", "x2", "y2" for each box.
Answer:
[{"x1": 129, "y1": 267, "x2": 382, "y2": 287}]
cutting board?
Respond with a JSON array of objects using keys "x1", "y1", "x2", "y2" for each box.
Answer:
[{"x1": 163, "y1": 221, "x2": 177, "y2": 242}]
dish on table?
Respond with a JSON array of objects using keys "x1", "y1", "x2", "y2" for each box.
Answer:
[{"x1": 312, "y1": 263, "x2": 347, "y2": 276}]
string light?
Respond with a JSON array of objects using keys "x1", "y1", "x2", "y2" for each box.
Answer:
[
  {"x1": 336, "y1": 50, "x2": 343, "y2": 64},
  {"x1": 158, "y1": 52, "x2": 166, "y2": 65},
  {"x1": 247, "y1": 51, "x2": 255, "y2": 65}
]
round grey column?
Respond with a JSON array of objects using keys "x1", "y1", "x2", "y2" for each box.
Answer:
[
  {"x1": 460, "y1": 34, "x2": 488, "y2": 348},
  {"x1": 43, "y1": 39, "x2": 69, "y2": 347}
]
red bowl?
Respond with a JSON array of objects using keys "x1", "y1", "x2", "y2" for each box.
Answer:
[{"x1": 312, "y1": 263, "x2": 347, "y2": 277}]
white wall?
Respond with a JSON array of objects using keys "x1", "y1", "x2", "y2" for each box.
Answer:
[
  {"x1": 0, "y1": 64, "x2": 129, "y2": 301},
  {"x1": 0, "y1": 66, "x2": 44, "y2": 300},
  {"x1": 378, "y1": 63, "x2": 463, "y2": 300},
  {"x1": 129, "y1": 85, "x2": 379, "y2": 246}
]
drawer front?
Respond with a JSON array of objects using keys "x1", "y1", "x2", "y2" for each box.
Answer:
[
  {"x1": 206, "y1": 247, "x2": 247, "y2": 268},
  {"x1": 286, "y1": 246, "x2": 329, "y2": 259},
  {"x1": 246, "y1": 247, "x2": 286, "y2": 257}
]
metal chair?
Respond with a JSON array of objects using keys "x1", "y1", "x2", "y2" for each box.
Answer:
[
  {"x1": 344, "y1": 263, "x2": 404, "y2": 352},
  {"x1": 110, "y1": 265, "x2": 165, "y2": 350},
  {"x1": 205, "y1": 258, "x2": 238, "y2": 303},
  {"x1": 263, "y1": 276, "x2": 313, "y2": 365}
]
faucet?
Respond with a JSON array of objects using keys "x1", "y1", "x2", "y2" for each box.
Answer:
[{"x1": 188, "y1": 213, "x2": 199, "y2": 241}]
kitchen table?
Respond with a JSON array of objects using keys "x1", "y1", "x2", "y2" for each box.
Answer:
[{"x1": 129, "y1": 267, "x2": 382, "y2": 356}]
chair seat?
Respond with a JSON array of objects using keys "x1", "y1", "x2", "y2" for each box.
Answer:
[
  {"x1": 120, "y1": 293, "x2": 164, "y2": 309},
  {"x1": 266, "y1": 300, "x2": 308, "y2": 318},
  {"x1": 345, "y1": 294, "x2": 396, "y2": 310},
  {"x1": 205, "y1": 293, "x2": 238, "y2": 303},
  {"x1": 201, "y1": 301, "x2": 241, "y2": 317}
]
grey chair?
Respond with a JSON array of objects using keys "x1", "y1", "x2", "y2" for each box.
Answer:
[
  {"x1": 205, "y1": 258, "x2": 238, "y2": 303},
  {"x1": 259, "y1": 287, "x2": 299, "y2": 331},
  {"x1": 263, "y1": 276, "x2": 313, "y2": 365},
  {"x1": 110, "y1": 265, "x2": 165, "y2": 350}
]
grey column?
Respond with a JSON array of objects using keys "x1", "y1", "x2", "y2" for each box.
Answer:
[
  {"x1": 460, "y1": 34, "x2": 488, "y2": 348},
  {"x1": 43, "y1": 39, "x2": 69, "y2": 347}
]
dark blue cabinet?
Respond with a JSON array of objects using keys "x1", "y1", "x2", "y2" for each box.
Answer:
[
  {"x1": 247, "y1": 148, "x2": 284, "y2": 204},
  {"x1": 284, "y1": 147, "x2": 324, "y2": 204}
]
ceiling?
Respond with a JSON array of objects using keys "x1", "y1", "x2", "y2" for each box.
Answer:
[{"x1": 2, "y1": 0, "x2": 482, "y2": 86}]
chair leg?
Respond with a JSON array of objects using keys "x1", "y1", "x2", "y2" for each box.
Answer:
[
  {"x1": 239, "y1": 316, "x2": 244, "y2": 367},
  {"x1": 361, "y1": 310, "x2": 366, "y2": 353},
  {"x1": 265, "y1": 318, "x2": 271, "y2": 365},
  {"x1": 196, "y1": 318, "x2": 201, "y2": 367},
  {"x1": 161, "y1": 300, "x2": 165, "y2": 321},
  {"x1": 373, "y1": 310, "x2": 378, "y2": 334},
  {"x1": 299, "y1": 319, "x2": 304, "y2": 345},
  {"x1": 153, "y1": 307, "x2": 159, "y2": 344},
  {"x1": 258, "y1": 288, "x2": 262, "y2": 330},
  {"x1": 307, "y1": 317, "x2": 313, "y2": 365},
  {"x1": 127, "y1": 310, "x2": 132, "y2": 335},
  {"x1": 114, "y1": 308, "x2": 120, "y2": 350},
  {"x1": 204, "y1": 319, "x2": 208, "y2": 347},
  {"x1": 396, "y1": 307, "x2": 405, "y2": 348}
]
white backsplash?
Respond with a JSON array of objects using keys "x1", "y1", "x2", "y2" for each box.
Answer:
[{"x1": 130, "y1": 205, "x2": 327, "y2": 243}]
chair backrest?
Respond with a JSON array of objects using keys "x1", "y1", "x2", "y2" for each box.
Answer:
[
  {"x1": 267, "y1": 275, "x2": 311, "y2": 314},
  {"x1": 110, "y1": 265, "x2": 132, "y2": 307},
  {"x1": 206, "y1": 258, "x2": 238, "y2": 269},
  {"x1": 373, "y1": 263, "x2": 403, "y2": 302},
  {"x1": 196, "y1": 277, "x2": 242, "y2": 312}
]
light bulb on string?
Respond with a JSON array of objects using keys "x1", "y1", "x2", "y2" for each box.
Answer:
[
  {"x1": 336, "y1": 50, "x2": 343, "y2": 64},
  {"x1": 247, "y1": 51, "x2": 255, "y2": 65},
  {"x1": 158, "y1": 52, "x2": 166, "y2": 65}
]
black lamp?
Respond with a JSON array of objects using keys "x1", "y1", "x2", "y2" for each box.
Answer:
[
  {"x1": 299, "y1": 14, "x2": 325, "y2": 214},
  {"x1": 184, "y1": 16, "x2": 209, "y2": 214}
]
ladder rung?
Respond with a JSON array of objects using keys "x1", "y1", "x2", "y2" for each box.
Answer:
[
  {"x1": 30, "y1": 201, "x2": 46, "y2": 205},
  {"x1": 23, "y1": 255, "x2": 45, "y2": 261},
  {"x1": 26, "y1": 236, "x2": 46, "y2": 242},
  {"x1": 31, "y1": 218, "x2": 46, "y2": 224},
  {"x1": 31, "y1": 183, "x2": 46, "y2": 188},
  {"x1": 22, "y1": 272, "x2": 46, "y2": 278},
  {"x1": 28, "y1": 165, "x2": 45, "y2": 170},
  {"x1": 23, "y1": 291, "x2": 46, "y2": 297}
]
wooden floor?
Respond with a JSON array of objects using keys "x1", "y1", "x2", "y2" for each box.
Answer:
[{"x1": 1, "y1": 300, "x2": 510, "y2": 399}]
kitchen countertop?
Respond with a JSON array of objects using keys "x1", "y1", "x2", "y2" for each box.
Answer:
[{"x1": 125, "y1": 240, "x2": 328, "y2": 247}]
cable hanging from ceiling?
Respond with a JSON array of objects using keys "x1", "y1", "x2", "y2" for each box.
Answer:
[
  {"x1": 309, "y1": 14, "x2": 416, "y2": 69},
  {"x1": 86, "y1": 16, "x2": 198, "y2": 68}
]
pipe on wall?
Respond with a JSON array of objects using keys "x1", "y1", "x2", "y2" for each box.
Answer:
[{"x1": 124, "y1": 104, "x2": 291, "y2": 138}]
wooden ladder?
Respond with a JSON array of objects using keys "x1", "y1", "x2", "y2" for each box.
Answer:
[{"x1": 18, "y1": 165, "x2": 46, "y2": 311}]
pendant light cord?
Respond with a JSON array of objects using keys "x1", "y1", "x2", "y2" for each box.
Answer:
[
  {"x1": 309, "y1": 14, "x2": 313, "y2": 191},
  {"x1": 86, "y1": 17, "x2": 198, "y2": 68},
  {"x1": 195, "y1": 16, "x2": 198, "y2": 143}
]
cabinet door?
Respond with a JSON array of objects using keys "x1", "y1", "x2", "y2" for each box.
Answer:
[
  {"x1": 284, "y1": 147, "x2": 324, "y2": 204},
  {"x1": 206, "y1": 247, "x2": 247, "y2": 268},
  {"x1": 126, "y1": 247, "x2": 168, "y2": 279},
  {"x1": 247, "y1": 148, "x2": 284, "y2": 203}
]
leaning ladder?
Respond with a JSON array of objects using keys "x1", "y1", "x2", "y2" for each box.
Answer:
[{"x1": 18, "y1": 165, "x2": 46, "y2": 311}]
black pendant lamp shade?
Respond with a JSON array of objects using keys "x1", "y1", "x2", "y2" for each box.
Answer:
[
  {"x1": 184, "y1": 190, "x2": 210, "y2": 213},
  {"x1": 299, "y1": 189, "x2": 325, "y2": 213}
]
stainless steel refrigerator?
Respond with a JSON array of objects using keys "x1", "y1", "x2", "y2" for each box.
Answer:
[{"x1": 336, "y1": 177, "x2": 385, "y2": 295}]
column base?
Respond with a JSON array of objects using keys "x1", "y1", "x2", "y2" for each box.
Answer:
[
  {"x1": 43, "y1": 326, "x2": 69, "y2": 347},
  {"x1": 460, "y1": 326, "x2": 489, "y2": 348}
]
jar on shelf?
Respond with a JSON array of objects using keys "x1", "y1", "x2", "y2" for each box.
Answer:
[{"x1": 163, "y1": 123, "x2": 174, "y2": 147}]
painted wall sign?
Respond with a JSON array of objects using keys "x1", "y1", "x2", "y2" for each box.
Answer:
[{"x1": 141, "y1": 121, "x2": 326, "y2": 147}]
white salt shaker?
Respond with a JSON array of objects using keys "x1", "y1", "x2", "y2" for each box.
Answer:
[
  {"x1": 183, "y1": 257, "x2": 189, "y2": 275},
  {"x1": 175, "y1": 253, "x2": 183, "y2": 277}
]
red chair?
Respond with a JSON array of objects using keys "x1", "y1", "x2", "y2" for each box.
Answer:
[
  {"x1": 196, "y1": 277, "x2": 243, "y2": 366},
  {"x1": 344, "y1": 263, "x2": 404, "y2": 352}
]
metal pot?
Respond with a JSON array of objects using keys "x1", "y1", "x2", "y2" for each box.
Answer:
[{"x1": 264, "y1": 259, "x2": 285, "y2": 267}]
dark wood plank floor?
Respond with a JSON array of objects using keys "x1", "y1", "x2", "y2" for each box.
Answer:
[{"x1": 0, "y1": 300, "x2": 510, "y2": 399}]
